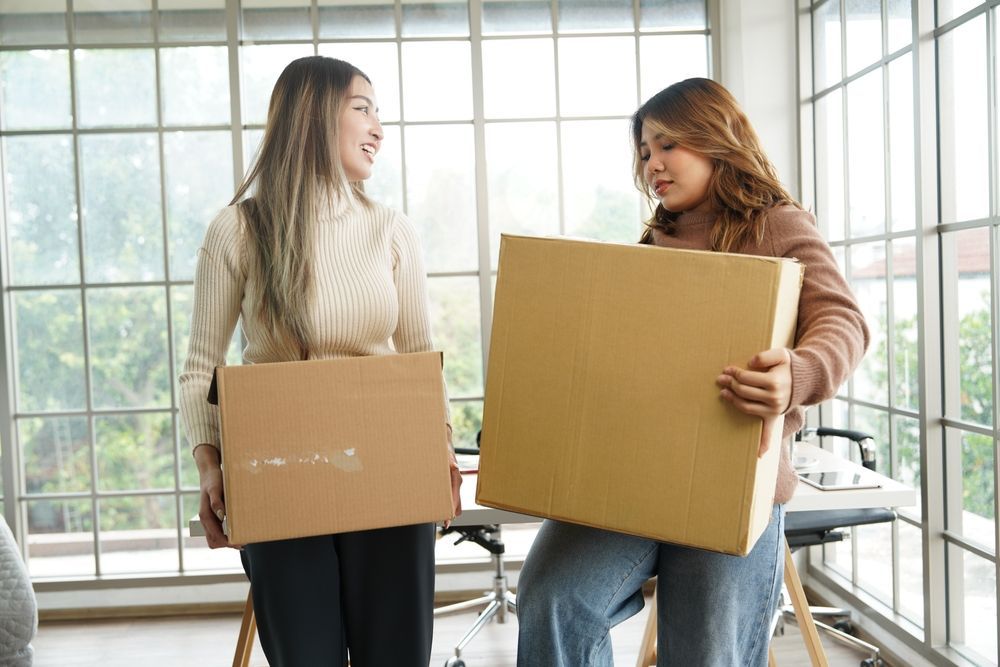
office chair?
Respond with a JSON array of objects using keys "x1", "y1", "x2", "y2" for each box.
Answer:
[
  {"x1": 433, "y1": 433, "x2": 518, "y2": 667},
  {"x1": 778, "y1": 427, "x2": 896, "y2": 667}
]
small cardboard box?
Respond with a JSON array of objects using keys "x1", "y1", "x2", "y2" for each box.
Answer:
[
  {"x1": 210, "y1": 351, "x2": 453, "y2": 544},
  {"x1": 476, "y1": 235, "x2": 803, "y2": 555}
]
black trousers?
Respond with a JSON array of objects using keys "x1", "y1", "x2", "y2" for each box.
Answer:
[{"x1": 240, "y1": 522, "x2": 436, "y2": 667}]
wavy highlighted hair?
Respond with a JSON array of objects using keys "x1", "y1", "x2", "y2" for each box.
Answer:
[
  {"x1": 632, "y1": 78, "x2": 800, "y2": 251},
  {"x1": 231, "y1": 56, "x2": 372, "y2": 358}
]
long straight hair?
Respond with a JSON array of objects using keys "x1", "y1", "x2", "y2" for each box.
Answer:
[
  {"x1": 231, "y1": 56, "x2": 372, "y2": 358},
  {"x1": 631, "y1": 78, "x2": 800, "y2": 251}
]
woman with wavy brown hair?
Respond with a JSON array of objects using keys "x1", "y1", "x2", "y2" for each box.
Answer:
[
  {"x1": 179, "y1": 56, "x2": 461, "y2": 666},
  {"x1": 515, "y1": 78, "x2": 869, "y2": 666}
]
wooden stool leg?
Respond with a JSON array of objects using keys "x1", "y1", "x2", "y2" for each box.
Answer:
[
  {"x1": 233, "y1": 589, "x2": 257, "y2": 667},
  {"x1": 768, "y1": 646, "x2": 778, "y2": 666},
  {"x1": 783, "y1": 540, "x2": 829, "y2": 667},
  {"x1": 636, "y1": 586, "x2": 658, "y2": 667}
]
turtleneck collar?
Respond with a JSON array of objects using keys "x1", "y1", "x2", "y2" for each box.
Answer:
[
  {"x1": 316, "y1": 185, "x2": 358, "y2": 221},
  {"x1": 673, "y1": 209, "x2": 717, "y2": 226}
]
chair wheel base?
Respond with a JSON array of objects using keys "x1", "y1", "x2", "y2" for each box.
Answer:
[{"x1": 445, "y1": 658, "x2": 466, "y2": 667}]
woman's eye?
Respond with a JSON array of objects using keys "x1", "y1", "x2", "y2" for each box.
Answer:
[
  {"x1": 355, "y1": 106, "x2": 369, "y2": 115},
  {"x1": 639, "y1": 153, "x2": 650, "y2": 162},
  {"x1": 662, "y1": 143, "x2": 674, "y2": 151}
]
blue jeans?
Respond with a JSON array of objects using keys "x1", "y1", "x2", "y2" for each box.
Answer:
[{"x1": 516, "y1": 504, "x2": 785, "y2": 667}]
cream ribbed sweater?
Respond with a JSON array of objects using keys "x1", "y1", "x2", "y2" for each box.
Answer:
[{"x1": 179, "y1": 196, "x2": 439, "y2": 450}]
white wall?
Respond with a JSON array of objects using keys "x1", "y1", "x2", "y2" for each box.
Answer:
[{"x1": 718, "y1": 0, "x2": 800, "y2": 199}]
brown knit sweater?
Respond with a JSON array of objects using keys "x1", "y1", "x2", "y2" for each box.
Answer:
[{"x1": 649, "y1": 205, "x2": 870, "y2": 504}]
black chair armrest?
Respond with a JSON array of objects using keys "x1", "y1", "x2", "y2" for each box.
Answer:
[{"x1": 800, "y1": 426, "x2": 877, "y2": 471}]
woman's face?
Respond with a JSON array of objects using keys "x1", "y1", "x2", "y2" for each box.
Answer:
[
  {"x1": 639, "y1": 121, "x2": 715, "y2": 214},
  {"x1": 338, "y1": 75, "x2": 383, "y2": 181}
]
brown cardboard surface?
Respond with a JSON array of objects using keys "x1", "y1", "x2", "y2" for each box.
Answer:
[
  {"x1": 214, "y1": 351, "x2": 453, "y2": 544},
  {"x1": 476, "y1": 235, "x2": 803, "y2": 555}
]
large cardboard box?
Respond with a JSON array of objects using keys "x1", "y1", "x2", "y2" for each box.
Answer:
[
  {"x1": 210, "y1": 351, "x2": 454, "y2": 544},
  {"x1": 476, "y1": 235, "x2": 803, "y2": 555}
]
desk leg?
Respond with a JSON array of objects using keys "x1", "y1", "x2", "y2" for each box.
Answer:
[
  {"x1": 783, "y1": 540, "x2": 829, "y2": 667},
  {"x1": 233, "y1": 589, "x2": 257, "y2": 667}
]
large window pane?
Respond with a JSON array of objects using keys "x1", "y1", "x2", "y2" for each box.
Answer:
[
  {"x1": 402, "y1": 0, "x2": 469, "y2": 37},
  {"x1": 319, "y1": 0, "x2": 395, "y2": 39},
  {"x1": 14, "y1": 290, "x2": 86, "y2": 412},
  {"x1": 639, "y1": 35, "x2": 708, "y2": 103},
  {"x1": 897, "y1": 519, "x2": 924, "y2": 626},
  {"x1": 450, "y1": 400, "x2": 483, "y2": 449},
  {"x1": 0, "y1": 50, "x2": 71, "y2": 130},
  {"x1": 27, "y1": 499, "x2": 94, "y2": 578},
  {"x1": 813, "y1": 0, "x2": 842, "y2": 91},
  {"x1": 640, "y1": 0, "x2": 706, "y2": 31},
  {"x1": 75, "y1": 48, "x2": 157, "y2": 128},
  {"x1": 942, "y1": 228, "x2": 992, "y2": 426},
  {"x1": 951, "y1": 546, "x2": 998, "y2": 664},
  {"x1": 938, "y1": 17, "x2": 989, "y2": 224},
  {"x1": 240, "y1": 44, "x2": 315, "y2": 126},
  {"x1": 483, "y1": 0, "x2": 551, "y2": 34},
  {"x1": 99, "y1": 495, "x2": 178, "y2": 575},
  {"x1": 163, "y1": 131, "x2": 234, "y2": 281},
  {"x1": 558, "y1": 37, "x2": 635, "y2": 116},
  {"x1": 561, "y1": 119, "x2": 638, "y2": 242},
  {"x1": 558, "y1": 0, "x2": 632, "y2": 33},
  {"x1": 79, "y1": 133, "x2": 164, "y2": 282},
  {"x1": 961, "y1": 431, "x2": 994, "y2": 541},
  {"x1": 158, "y1": 0, "x2": 225, "y2": 42},
  {"x1": 318, "y1": 41, "x2": 401, "y2": 123},
  {"x1": 73, "y1": 0, "x2": 152, "y2": 43},
  {"x1": 814, "y1": 90, "x2": 844, "y2": 241},
  {"x1": 87, "y1": 287, "x2": 170, "y2": 410},
  {"x1": 938, "y1": 0, "x2": 984, "y2": 26},
  {"x1": 856, "y1": 521, "x2": 893, "y2": 601},
  {"x1": 364, "y1": 124, "x2": 403, "y2": 210},
  {"x1": 486, "y1": 121, "x2": 559, "y2": 267},
  {"x1": 96, "y1": 413, "x2": 173, "y2": 492},
  {"x1": 893, "y1": 415, "x2": 921, "y2": 518},
  {"x1": 887, "y1": 0, "x2": 912, "y2": 53},
  {"x1": 0, "y1": 1, "x2": 67, "y2": 45},
  {"x1": 887, "y1": 54, "x2": 914, "y2": 232},
  {"x1": 20, "y1": 416, "x2": 91, "y2": 494},
  {"x1": 241, "y1": 0, "x2": 311, "y2": 41},
  {"x1": 401, "y1": 42, "x2": 472, "y2": 121},
  {"x1": 160, "y1": 47, "x2": 231, "y2": 127},
  {"x1": 482, "y1": 39, "x2": 556, "y2": 119},
  {"x1": 404, "y1": 125, "x2": 477, "y2": 272},
  {"x1": 845, "y1": 0, "x2": 881, "y2": 74},
  {"x1": 891, "y1": 237, "x2": 918, "y2": 412},
  {"x1": 428, "y1": 277, "x2": 483, "y2": 397},
  {"x1": 846, "y1": 69, "x2": 885, "y2": 237},
  {"x1": 850, "y1": 242, "x2": 888, "y2": 405},
  {"x1": 3, "y1": 135, "x2": 79, "y2": 285}
]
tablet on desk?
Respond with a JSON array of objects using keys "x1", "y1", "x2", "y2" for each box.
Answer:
[{"x1": 799, "y1": 470, "x2": 882, "y2": 491}]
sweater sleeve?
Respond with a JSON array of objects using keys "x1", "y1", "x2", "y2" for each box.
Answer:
[
  {"x1": 771, "y1": 209, "x2": 870, "y2": 410},
  {"x1": 178, "y1": 207, "x2": 246, "y2": 451},
  {"x1": 390, "y1": 211, "x2": 452, "y2": 426}
]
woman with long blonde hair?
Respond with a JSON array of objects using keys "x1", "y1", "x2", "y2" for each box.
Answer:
[
  {"x1": 179, "y1": 56, "x2": 461, "y2": 666},
  {"x1": 515, "y1": 78, "x2": 869, "y2": 666}
]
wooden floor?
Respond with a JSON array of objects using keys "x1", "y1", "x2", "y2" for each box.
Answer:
[{"x1": 33, "y1": 597, "x2": 883, "y2": 666}]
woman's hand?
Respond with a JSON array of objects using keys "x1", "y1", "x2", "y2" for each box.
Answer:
[
  {"x1": 716, "y1": 347, "x2": 793, "y2": 458},
  {"x1": 193, "y1": 444, "x2": 241, "y2": 550}
]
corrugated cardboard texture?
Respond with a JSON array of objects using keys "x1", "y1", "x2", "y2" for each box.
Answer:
[
  {"x1": 216, "y1": 351, "x2": 453, "y2": 544},
  {"x1": 476, "y1": 235, "x2": 803, "y2": 555}
]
